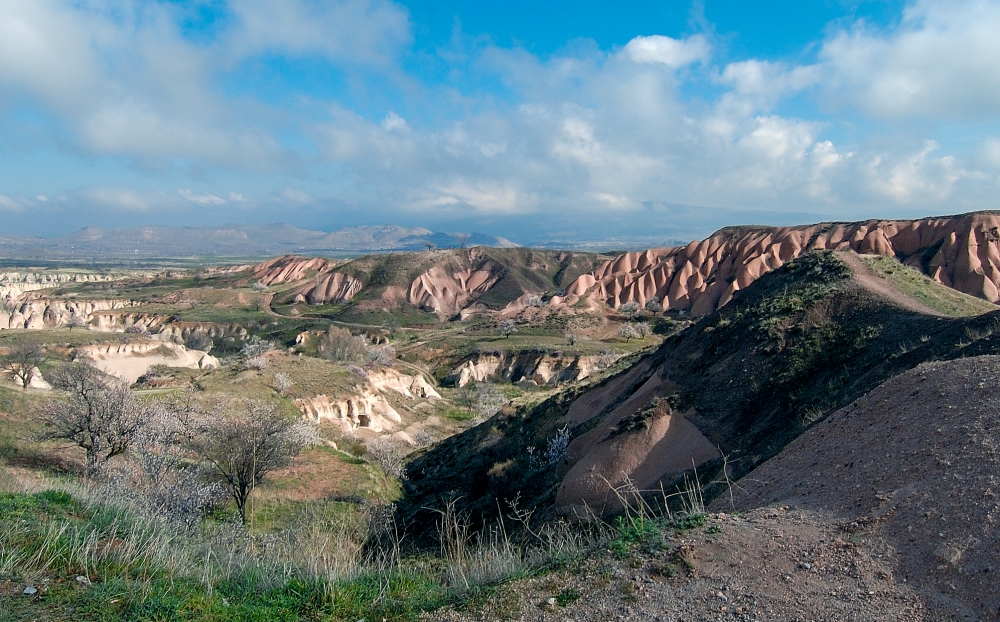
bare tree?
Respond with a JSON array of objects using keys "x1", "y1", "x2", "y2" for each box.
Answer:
[
  {"x1": 565, "y1": 332, "x2": 581, "y2": 346},
  {"x1": 618, "y1": 301, "x2": 641, "y2": 320},
  {"x1": 424, "y1": 241, "x2": 435, "y2": 251},
  {"x1": 473, "y1": 382, "x2": 507, "y2": 421},
  {"x1": 455, "y1": 233, "x2": 471, "y2": 249},
  {"x1": 187, "y1": 400, "x2": 311, "y2": 523},
  {"x1": 617, "y1": 323, "x2": 640, "y2": 343},
  {"x1": 635, "y1": 323, "x2": 652, "y2": 339},
  {"x1": 318, "y1": 326, "x2": 368, "y2": 362},
  {"x1": 498, "y1": 319, "x2": 517, "y2": 339},
  {"x1": 644, "y1": 296, "x2": 663, "y2": 313},
  {"x1": 1, "y1": 341, "x2": 43, "y2": 389},
  {"x1": 41, "y1": 363, "x2": 147, "y2": 474},
  {"x1": 67, "y1": 315, "x2": 90, "y2": 330}
]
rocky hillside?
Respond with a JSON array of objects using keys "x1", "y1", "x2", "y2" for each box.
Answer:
[
  {"x1": 559, "y1": 212, "x2": 1000, "y2": 314},
  {"x1": 395, "y1": 250, "x2": 1000, "y2": 540},
  {"x1": 264, "y1": 248, "x2": 607, "y2": 321},
  {"x1": 718, "y1": 355, "x2": 1000, "y2": 620},
  {"x1": 248, "y1": 212, "x2": 1000, "y2": 323}
]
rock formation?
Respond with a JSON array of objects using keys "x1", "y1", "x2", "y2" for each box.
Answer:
[
  {"x1": 294, "y1": 392, "x2": 402, "y2": 433},
  {"x1": 407, "y1": 260, "x2": 506, "y2": 318},
  {"x1": 443, "y1": 350, "x2": 611, "y2": 387},
  {"x1": 292, "y1": 272, "x2": 363, "y2": 305},
  {"x1": 75, "y1": 340, "x2": 219, "y2": 383},
  {"x1": 252, "y1": 255, "x2": 333, "y2": 285},
  {"x1": 0, "y1": 298, "x2": 139, "y2": 330},
  {"x1": 556, "y1": 212, "x2": 1000, "y2": 315},
  {"x1": 293, "y1": 368, "x2": 439, "y2": 434}
]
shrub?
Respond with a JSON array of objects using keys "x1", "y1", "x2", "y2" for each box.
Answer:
[
  {"x1": 367, "y1": 345, "x2": 396, "y2": 367},
  {"x1": 498, "y1": 319, "x2": 517, "y2": 339},
  {"x1": 318, "y1": 326, "x2": 368, "y2": 363},
  {"x1": 617, "y1": 323, "x2": 640, "y2": 342},
  {"x1": 618, "y1": 301, "x2": 641, "y2": 319},
  {"x1": 525, "y1": 295, "x2": 544, "y2": 307},
  {"x1": 184, "y1": 332, "x2": 214, "y2": 352},
  {"x1": 474, "y1": 383, "x2": 507, "y2": 421},
  {"x1": 244, "y1": 355, "x2": 268, "y2": 370},
  {"x1": 364, "y1": 437, "x2": 408, "y2": 479},
  {"x1": 272, "y1": 372, "x2": 293, "y2": 393},
  {"x1": 240, "y1": 335, "x2": 275, "y2": 358},
  {"x1": 546, "y1": 426, "x2": 570, "y2": 466}
]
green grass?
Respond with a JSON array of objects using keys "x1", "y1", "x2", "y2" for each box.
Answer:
[
  {"x1": 0, "y1": 484, "x2": 588, "y2": 622},
  {"x1": 860, "y1": 255, "x2": 997, "y2": 317}
]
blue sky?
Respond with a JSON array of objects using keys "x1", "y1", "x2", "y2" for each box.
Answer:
[{"x1": 2, "y1": 0, "x2": 1000, "y2": 244}]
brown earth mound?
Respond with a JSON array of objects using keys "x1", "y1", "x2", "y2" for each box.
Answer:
[
  {"x1": 252, "y1": 255, "x2": 333, "y2": 285},
  {"x1": 558, "y1": 212, "x2": 1000, "y2": 315},
  {"x1": 718, "y1": 355, "x2": 1000, "y2": 621}
]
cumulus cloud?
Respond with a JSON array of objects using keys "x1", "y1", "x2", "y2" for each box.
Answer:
[
  {"x1": 820, "y1": 0, "x2": 1000, "y2": 119},
  {"x1": 3, "y1": 0, "x2": 1000, "y2": 240},
  {"x1": 225, "y1": 0, "x2": 410, "y2": 66},
  {"x1": 623, "y1": 34, "x2": 711, "y2": 68}
]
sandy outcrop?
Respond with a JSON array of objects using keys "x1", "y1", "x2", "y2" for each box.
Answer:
[
  {"x1": 292, "y1": 272, "x2": 363, "y2": 305},
  {"x1": 557, "y1": 212, "x2": 1000, "y2": 315},
  {"x1": 75, "y1": 341, "x2": 219, "y2": 383},
  {"x1": 444, "y1": 350, "x2": 607, "y2": 387},
  {"x1": 155, "y1": 321, "x2": 248, "y2": 343},
  {"x1": 294, "y1": 392, "x2": 402, "y2": 433},
  {"x1": 407, "y1": 253, "x2": 506, "y2": 317},
  {"x1": 252, "y1": 255, "x2": 333, "y2": 285},
  {"x1": 367, "y1": 368, "x2": 444, "y2": 399},
  {"x1": 0, "y1": 271, "x2": 118, "y2": 286},
  {"x1": 0, "y1": 298, "x2": 139, "y2": 331}
]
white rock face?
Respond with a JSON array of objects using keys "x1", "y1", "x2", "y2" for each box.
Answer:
[
  {"x1": 444, "y1": 351, "x2": 607, "y2": 387},
  {"x1": 294, "y1": 392, "x2": 402, "y2": 433},
  {"x1": 75, "y1": 341, "x2": 219, "y2": 383},
  {"x1": 292, "y1": 368, "x2": 440, "y2": 433}
]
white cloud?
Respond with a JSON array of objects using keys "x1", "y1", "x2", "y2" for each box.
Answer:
[
  {"x1": 381, "y1": 111, "x2": 409, "y2": 132},
  {"x1": 35, "y1": 195, "x2": 48, "y2": 202},
  {"x1": 178, "y1": 189, "x2": 227, "y2": 205},
  {"x1": 427, "y1": 180, "x2": 535, "y2": 215},
  {"x1": 866, "y1": 141, "x2": 966, "y2": 202},
  {"x1": 0, "y1": 195, "x2": 23, "y2": 211},
  {"x1": 623, "y1": 34, "x2": 710, "y2": 68},
  {"x1": 84, "y1": 187, "x2": 152, "y2": 211},
  {"x1": 225, "y1": 0, "x2": 411, "y2": 67},
  {"x1": 228, "y1": 191, "x2": 249, "y2": 203},
  {"x1": 279, "y1": 188, "x2": 313, "y2": 204},
  {"x1": 820, "y1": 0, "x2": 1000, "y2": 119}
]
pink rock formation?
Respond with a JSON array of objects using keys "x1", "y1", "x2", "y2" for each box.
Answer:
[
  {"x1": 252, "y1": 255, "x2": 333, "y2": 285},
  {"x1": 293, "y1": 272, "x2": 363, "y2": 305},
  {"x1": 407, "y1": 257, "x2": 505, "y2": 317},
  {"x1": 558, "y1": 213, "x2": 1000, "y2": 315}
]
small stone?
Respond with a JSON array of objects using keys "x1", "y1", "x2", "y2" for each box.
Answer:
[
  {"x1": 75, "y1": 575, "x2": 91, "y2": 585},
  {"x1": 801, "y1": 562, "x2": 812, "y2": 570},
  {"x1": 546, "y1": 597, "x2": 557, "y2": 607},
  {"x1": 23, "y1": 586, "x2": 38, "y2": 596}
]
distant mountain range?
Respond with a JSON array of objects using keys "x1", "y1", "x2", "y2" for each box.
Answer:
[{"x1": 0, "y1": 224, "x2": 518, "y2": 260}]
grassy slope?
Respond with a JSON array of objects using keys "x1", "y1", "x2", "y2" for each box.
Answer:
[{"x1": 859, "y1": 254, "x2": 997, "y2": 316}]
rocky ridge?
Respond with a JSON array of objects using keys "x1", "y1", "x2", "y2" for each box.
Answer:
[{"x1": 557, "y1": 212, "x2": 1000, "y2": 315}]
